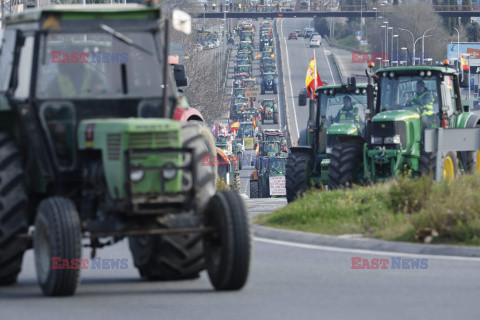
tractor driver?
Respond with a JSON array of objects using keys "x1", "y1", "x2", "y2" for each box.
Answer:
[
  {"x1": 406, "y1": 80, "x2": 436, "y2": 128},
  {"x1": 334, "y1": 95, "x2": 360, "y2": 123},
  {"x1": 48, "y1": 47, "x2": 108, "y2": 98}
]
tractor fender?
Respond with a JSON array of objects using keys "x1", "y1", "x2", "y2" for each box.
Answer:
[
  {"x1": 458, "y1": 113, "x2": 480, "y2": 169},
  {"x1": 173, "y1": 107, "x2": 205, "y2": 122},
  {"x1": 298, "y1": 128, "x2": 308, "y2": 146}
]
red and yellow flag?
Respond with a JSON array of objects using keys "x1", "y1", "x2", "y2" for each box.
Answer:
[
  {"x1": 461, "y1": 54, "x2": 470, "y2": 72},
  {"x1": 230, "y1": 120, "x2": 240, "y2": 131},
  {"x1": 305, "y1": 55, "x2": 323, "y2": 100},
  {"x1": 253, "y1": 117, "x2": 257, "y2": 128},
  {"x1": 255, "y1": 53, "x2": 261, "y2": 59}
]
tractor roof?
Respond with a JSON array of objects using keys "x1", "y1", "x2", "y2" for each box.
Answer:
[
  {"x1": 5, "y1": 4, "x2": 159, "y2": 26},
  {"x1": 377, "y1": 65, "x2": 458, "y2": 75},
  {"x1": 316, "y1": 83, "x2": 367, "y2": 93}
]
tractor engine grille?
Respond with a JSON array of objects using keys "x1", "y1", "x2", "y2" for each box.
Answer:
[
  {"x1": 372, "y1": 121, "x2": 407, "y2": 148},
  {"x1": 127, "y1": 132, "x2": 178, "y2": 149},
  {"x1": 107, "y1": 134, "x2": 122, "y2": 160}
]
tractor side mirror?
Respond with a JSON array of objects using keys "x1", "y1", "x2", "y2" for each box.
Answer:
[
  {"x1": 173, "y1": 64, "x2": 188, "y2": 87},
  {"x1": 462, "y1": 101, "x2": 471, "y2": 113},
  {"x1": 298, "y1": 91, "x2": 307, "y2": 106}
]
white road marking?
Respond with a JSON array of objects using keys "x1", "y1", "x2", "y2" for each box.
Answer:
[
  {"x1": 280, "y1": 18, "x2": 300, "y2": 141},
  {"x1": 322, "y1": 46, "x2": 336, "y2": 85},
  {"x1": 254, "y1": 237, "x2": 480, "y2": 262}
]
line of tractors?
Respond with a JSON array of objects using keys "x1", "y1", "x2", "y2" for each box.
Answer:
[{"x1": 286, "y1": 61, "x2": 480, "y2": 202}]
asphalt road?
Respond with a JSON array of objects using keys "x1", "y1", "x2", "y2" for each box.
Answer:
[{"x1": 2, "y1": 18, "x2": 480, "y2": 320}]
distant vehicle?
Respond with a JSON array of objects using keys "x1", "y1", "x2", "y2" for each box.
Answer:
[
  {"x1": 288, "y1": 32, "x2": 298, "y2": 40},
  {"x1": 195, "y1": 43, "x2": 203, "y2": 51},
  {"x1": 303, "y1": 28, "x2": 314, "y2": 38},
  {"x1": 295, "y1": 29, "x2": 301, "y2": 36},
  {"x1": 309, "y1": 32, "x2": 320, "y2": 41},
  {"x1": 309, "y1": 37, "x2": 321, "y2": 47}
]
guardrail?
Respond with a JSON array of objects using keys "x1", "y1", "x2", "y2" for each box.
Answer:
[{"x1": 331, "y1": 53, "x2": 346, "y2": 85}]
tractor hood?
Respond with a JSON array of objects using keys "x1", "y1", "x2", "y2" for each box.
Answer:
[
  {"x1": 372, "y1": 109, "x2": 420, "y2": 122},
  {"x1": 327, "y1": 122, "x2": 359, "y2": 136}
]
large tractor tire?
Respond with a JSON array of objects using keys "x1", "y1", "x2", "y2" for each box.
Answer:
[
  {"x1": 261, "y1": 85, "x2": 265, "y2": 95},
  {"x1": 273, "y1": 85, "x2": 278, "y2": 95},
  {"x1": 34, "y1": 197, "x2": 82, "y2": 296},
  {"x1": 204, "y1": 191, "x2": 251, "y2": 291},
  {"x1": 286, "y1": 152, "x2": 312, "y2": 203},
  {"x1": 0, "y1": 133, "x2": 28, "y2": 286},
  {"x1": 465, "y1": 150, "x2": 480, "y2": 174},
  {"x1": 231, "y1": 173, "x2": 241, "y2": 192},
  {"x1": 260, "y1": 180, "x2": 270, "y2": 198},
  {"x1": 419, "y1": 150, "x2": 459, "y2": 182},
  {"x1": 129, "y1": 121, "x2": 217, "y2": 280},
  {"x1": 249, "y1": 180, "x2": 259, "y2": 198},
  {"x1": 237, "y1": 153, "x2": 243, "y2": 170},
  {"x1": 273, "y1": 112, "x2": 279, "y2": 124},
  {"x1": 328, "y1": 142, "x2": 364, "y2": 189}
]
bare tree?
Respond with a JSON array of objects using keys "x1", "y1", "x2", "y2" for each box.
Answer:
[{"x1": 366, "y1": 2, "x2": 450, "y2": 63}]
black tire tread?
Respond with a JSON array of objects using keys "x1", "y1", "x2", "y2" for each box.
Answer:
[
  {"x1": 328, "y1": 142, "x2": 363, "y2": 189},
  {"x1": 286, "y1": 152, "x2": 311, "y2": 202}
]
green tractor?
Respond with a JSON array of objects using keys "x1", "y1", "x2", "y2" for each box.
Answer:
[
  {"x1": 286, "y1": 79, "x2": 368, "y2": 202},
  {"x1": 0, "y1": 5, "x2": 251, "y2": 296},
  {"x1": 259, "y1": 99, "x2": 279, "y2": 124},
  {"x1": 329, "y1": 63, "x2": 480, "y2": 188},
  {"x1": 216, "y1": 147, "x2": 241, "y2": 191},
  {"x1": 250, "y1": 157, "x2": 287, "y2": 198},
  {"x1": 215, "y1": 134, "x2": 244, "y2": 170}
]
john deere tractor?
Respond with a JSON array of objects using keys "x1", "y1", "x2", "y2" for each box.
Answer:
[
  {"x1": 329, "y1": 63, "x2": 480, "y2": 188},
  {"x1": 286, "y1": 79, "x2": 368, "y2": 202},
  {"x1": 0, "y1": 5, "x2": 251, "y2": 296}
]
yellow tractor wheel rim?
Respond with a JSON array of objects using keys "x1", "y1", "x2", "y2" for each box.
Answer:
[
  {"x1": 443, "y1": 156, "x2": 455, "y2": 182},
  {"x1": 476, "y1": 151, "x2": 480, "y2": 173}
]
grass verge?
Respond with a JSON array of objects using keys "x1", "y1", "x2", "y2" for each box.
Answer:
[{"x1": 253, "y1": 174, "x2": 480, "y2": 245}]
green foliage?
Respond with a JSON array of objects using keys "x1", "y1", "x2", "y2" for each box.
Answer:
[
  {"x1": 254, "y1": 174, "x2": 480, "y2": 245},
  {"x1": 216, "y1": 178, "x2": 229, "y2": 191},
  {"x1": 335, "y1": 34, "x2": 360, "y2": 49},
  {"x1": 314, "y1": 17, "x2": 330, "y2": 36}
]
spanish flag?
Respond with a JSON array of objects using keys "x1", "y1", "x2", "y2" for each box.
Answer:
[
  {"x1": 305, "y1": 54, "x2": 323, "y2": 100},
  {"x1": 255, "y1": 143, "x2": 259, "y2": 156},
  {"x1": 255, "y1": 53, "x2": 261, "y2": 59},
  {"x1": 230, "y1": 120, "x2": 240, "y2": 132},
  {"x1": 461, "y1": 54, "x2": 470, "y2": 72}
]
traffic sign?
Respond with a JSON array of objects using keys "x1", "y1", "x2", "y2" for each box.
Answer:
[
  {"x1": 277, "y1": 12, "x2": 284, "y2": 18},
  {"x1": 355, "y1": 30, "x2": 361, "y2": 42},
  {"x1": 245, "y1": 87, "x2": 260, "y2": 98}
]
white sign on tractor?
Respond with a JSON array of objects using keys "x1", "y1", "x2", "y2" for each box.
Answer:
[{"x1": 269, "y1": 176, "x2": 286, "y2": 196}]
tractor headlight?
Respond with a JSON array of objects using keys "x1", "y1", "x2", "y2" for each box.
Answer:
[
  {"x1": 384, "y1": 135, "x2": 401, "y2": 144},
  {"x1": 130, "y1": 169, "x2": 145, "y2": 182},
  {"x1": 326, "y1": 147, "x2": 332, "y2": 154},
  {"x1": 162, "y1": 163, "x2": 178, "y2": 180},
  {"x1": 371, "y1": 137, "x2": 383, "y2": 144}
]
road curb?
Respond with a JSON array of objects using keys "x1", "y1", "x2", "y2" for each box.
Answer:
[{"x1": 253, "y1": 224, "x2": 480, "y2": 257}]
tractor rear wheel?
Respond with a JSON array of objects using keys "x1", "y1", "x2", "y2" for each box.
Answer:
[
  {"x1": 129, "y1": 121, "x2": 216, "y2": 280},
  {"x1": 273, "y1": 85, "x2": 278, "y2": 94},
  {"x1": 237, "y1": 153, "x2": 243, "y2": 170},
  {"x1": 328, "y1": 142, "x2": 364, "y2": 189},
  {"x1": 286, "y1": 152, "x2": 312, "y2": 203},
  {"x1": 260, "y1": 180, "x2": 270, "y2": 198},
  {"x1": 0, "y1": 133, "x2": 28, "y2": 286},
  {"x1": 249, "y1": 180, "x2": 258, "y2": 198},
  {"x1": 419, "y1": 150, "x2": 459, "y2": 181},
  {"x1": 204, "y1": 191, "x2": 251, "y2": 291},
  {"x1": 273, "y1": 112, "x2": 279, "y2": 124}
]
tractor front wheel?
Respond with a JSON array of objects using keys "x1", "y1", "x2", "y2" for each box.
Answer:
[
  {"x1": 204, "y1": 191, "x2": 251, "y2": 291},
  {"x1": 419, "y1": 150, "x2": 459, "y2": 181},
  {"x1": 328, "y1": 142, "x2": 364, "y2": 189},
  {"x1": 286, "y1": 152, "x2": 312, "y2": 202}
]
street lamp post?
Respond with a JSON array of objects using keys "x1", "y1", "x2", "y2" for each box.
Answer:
[
  {"x1": 381, "y1": 24, "x2": 387, "y2": 67},
  {"x1": 360, "y1": 0, "x2": 363, "y2": 41},
  {"x1": 422, "y1": 28, "x2": 435, "y2": 65},
  {"x1": 401, "y1": 47, "x2": 407, "y2": 65},
  {"x1": 373, "y1": 7, "x2": 377, "y2": 22},
  {"x1": 388, "y1": 27, "x2": 393, "y2": 66},
  {"x1": 399, "y1": 28, "x2": 414, "y2": 65},
  {"x1": 454, "y1": 27, "x2": 460, "y2": 70},
  {"x1": 393, "y1": 34, "x2": 398, "y2": 65}
]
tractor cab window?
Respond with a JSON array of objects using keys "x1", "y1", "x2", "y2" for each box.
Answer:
[
  {"x1": 441, "y1": 75, "x2": 456, "y2": 117},
  {"x1": 379, "y1": 76, "x2": 439, "y2": 114},
  {"x1": 262, "y1": 100, "x2": 274, "y2": 109},
  {"x1": 264, "y1": 142, "x2": 278, "y2": 153},
  {"x1": 14, "y1": 36, "x2": 34, "y2": 99},
  {"x1": 241, "y1": 124, "x2": 254, "y2": 137},
  {"x1": 36, "y1": 31, "x2": 168, "y2": 100},
  {"x1": 321, "y1": 92, "x2": 367, "y2": 129},
  {"x1": 39, "y1": 102, "x2": 76, "y2": 169}
]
